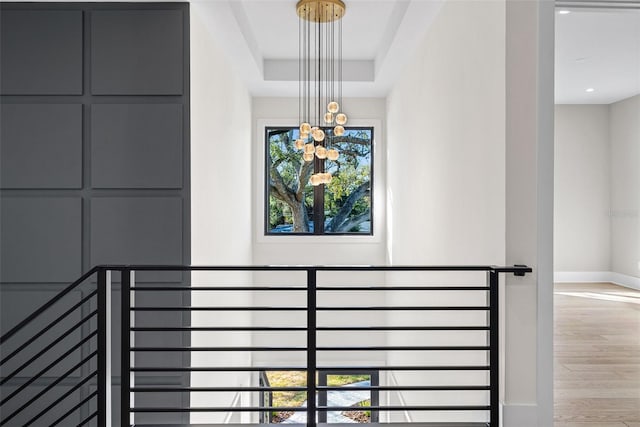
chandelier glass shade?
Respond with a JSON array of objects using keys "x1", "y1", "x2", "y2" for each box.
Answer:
[{"x1": 295, "y1": 0, "x2": 347, "y2": 186}]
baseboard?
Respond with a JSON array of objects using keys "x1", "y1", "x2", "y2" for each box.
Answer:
[
  {"x1": 501, "y1": 403, "x2": 538, "y2": 427},
  {"x1": 554, "y1": 271, "x2": 611, "y2": 283},
  {"x1": 554, "y1": 271, "x2": 640, "y2": 291},
  {"x1": 609, "y1": 272, "x2": 640, "y2": 290}
]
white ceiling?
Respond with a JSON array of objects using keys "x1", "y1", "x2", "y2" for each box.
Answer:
[
  {"x1": 555, "y1": 8, "x2": 640, "y2": 104},
  {"x1": 206, "y1": 1, "x2": 640, "y2": 102},
  {"x1": 242, "y1": 0, "x2": 398, "y2": 60},
  {"x1": 195, "y1": 0, "x2": 444, "y2": 97}
]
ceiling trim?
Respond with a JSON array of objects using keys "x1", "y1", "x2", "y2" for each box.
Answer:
[
  {"x1": 374, "y1": 0, "x2": 411, "y2": 74},
  {"x1": 264, "y1": 59, "x2": 375, "y2": 82},
  {"x1": 556, "y1": 0, "x2": 640, "y2": 9},
  {"x1": 228, "y1": 0, "x2": 263, "y2": 74}
]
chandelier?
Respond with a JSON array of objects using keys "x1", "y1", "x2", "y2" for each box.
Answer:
[{"x1": 294, "y1": 0, "x2": 348, "y2": 186}]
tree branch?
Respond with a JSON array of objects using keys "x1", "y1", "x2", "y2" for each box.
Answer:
[
  {"x1": 326, "y1": 181, "x2": 370, "y2": 232},
  {"x1": 296, "y1": 160, "x2": 314, "y2": 201},
  {"x1": 335, "y1": 209, "x2": 371, "y2": 233},
  {"x1": 270, "y1": 162, "x2": 296, "y2": 206},
  {"x1": 330, "y1": 135, "x2": 371, "y2": 146}
]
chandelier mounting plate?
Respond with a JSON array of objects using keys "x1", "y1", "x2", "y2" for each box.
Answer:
[{"x1": 296, "y1": 0, "x2": 346, "y2": 23}]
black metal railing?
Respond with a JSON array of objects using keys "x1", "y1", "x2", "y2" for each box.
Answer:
[
  {"x1": 0, "y1": 264, "x2": 531, "y2": 427},
  {"x1": 0, "y1": 267, "x2": 110, "y2": 427}
]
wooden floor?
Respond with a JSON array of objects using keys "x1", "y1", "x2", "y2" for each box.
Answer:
[{"x1": 554, "y1": 282, "x2": 640, "y2": 427}]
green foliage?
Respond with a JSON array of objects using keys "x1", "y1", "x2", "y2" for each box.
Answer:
[
  {"x1": 267, "y1": 127, "x2": 372, "y2": 233},
  {"x1": 326, "y1": 374, "x2": 370, "y2": 386}
]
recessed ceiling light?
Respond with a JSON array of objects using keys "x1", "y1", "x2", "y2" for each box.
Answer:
[
  {"x1": 585, "y1": 88, "x2": 595, "y2": 93},
  {"x1": 558, "y1": 10, "x2": 571, "y2": 15}
]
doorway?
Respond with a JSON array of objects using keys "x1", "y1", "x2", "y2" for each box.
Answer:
[{"x1": 553, "y1": 4, "x2": 640, "y2": 426}]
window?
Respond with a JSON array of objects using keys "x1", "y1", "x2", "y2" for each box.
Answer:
[
  {"x1": 260, "y1": 370, "x2": 379, "y2": 424},
  {"x1": 265, "y1": 126, "x2": 373, "y2": 235}
]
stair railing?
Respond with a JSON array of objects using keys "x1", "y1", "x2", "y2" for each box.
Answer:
[
  {"x1": 0, "y1": 264, "x2": 531, "y2": 427},
  {"x1": 0, "y1": 267, "x2": 111, "y2": 427}
]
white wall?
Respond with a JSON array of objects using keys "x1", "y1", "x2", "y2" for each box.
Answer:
[
  {"x1": 386, "y1": 1, "x2": 506, "y2": 422},
  {"x1": 505, "y1": 1, "x2": 555, "y2": 425},
  {"x1": 610, "y1": 94, "x2": 640, "y2": 279},
  {"x1": 187, "y1": 1, "x2": 556, "y2": 424},
  {"x1": 554, "y1": 105, "x2": 611, "y2": 272},
  {"x1": 554, "y1": 96, "x2": 640, "y2": 288},
  {"x1": 386, "y1": 0, "x2": 506, "y2": 267},
  {"x1": 250, "y1": 97, "x2": 389, "y2": 372},
  {"x1": 190, "y1": 3, "x2": 253, "y2": 423}
]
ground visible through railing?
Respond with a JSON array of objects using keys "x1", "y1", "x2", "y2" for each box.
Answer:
[{"x1": 266, "y1": 372, "x2": 372, "y2": 423}]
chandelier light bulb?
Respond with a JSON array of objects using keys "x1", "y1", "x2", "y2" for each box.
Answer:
[
  {"x1": 304, "y1": 143, "x2": 316, "y2": 154},
  {"x1": 327, "y1": 101, "x2": 339, "y2": 113},
  {"x1": 315, "y1": 146, "x2": 327, "y2": 159},
  {"x1": 294, "y1": 139, "x2": 305, "y2": 150},
  {"x1": 324, "y1": 112, "x2": 334, "y2": 124},
  {"x1": 310, "y1": 174, "x2": 321, "y2": 186},
  {"x1": 327, "y1": 149, "x2": 339, "y2": 161},
  {"x1": 334, "y1": 125, "x2": 345, "y2": 136},
  {"x1": 303, "y1": 152, "x2": 314, "y2": 162},
  {"x1": 312, "y1": 128, "x2": 325, "y2": 142},
  {"x1": 335, "y1": 113, "x2": 347, "y2": 125},
  {"x1": 300, "y1": 123, "x2": 311, "y2": 134}
]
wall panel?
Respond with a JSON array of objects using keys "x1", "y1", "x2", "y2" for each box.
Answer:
[
  {"x1": 0, "y1": 10, "x2": 83, "y2": 95},
  {"x1": 0, "y1": 104, "x2": 83, "y2": 188},
  {"x1": 0, "y1": 3, "x2": 190, "y2": 424},
  {"x1": 91, "y1": 9, "x2": 184, "y2": 95},
  {"x1": 91, "y1": 104, "x2": 183, "y2": 188}
]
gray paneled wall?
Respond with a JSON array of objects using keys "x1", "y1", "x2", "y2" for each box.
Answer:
[{"x1": 1, "y1": 3, "x2": 190, "y2": 425}]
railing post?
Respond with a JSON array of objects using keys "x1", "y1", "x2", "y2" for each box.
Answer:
[
  {"x1": 121, "y1": 269, "x2": 132, "y2": 427},
  {"x1": 307, "y1": 268, "x2": 317, "y2": 427},
  {"x1": 97, "y1": 269, "x2": 111, "y2": 427},
  {"x1": 488, "y1": 270, "x2": 500, "y2": 426}
]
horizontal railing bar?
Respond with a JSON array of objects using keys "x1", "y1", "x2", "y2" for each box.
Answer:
[
  {"x1": 0, "y1": 290, "x2": 97, "y2": 366},
  {"x1": 0, "y1": 331, "x2": 97, "y2": 406},
  {"x1": 131, "y1": 306, "x2": 489, "y2": 311},
  {"x1": 130, "y1": 365, "x2": 488, "y2": 372},
  {"x1": 131, "y1": 386, "x2": 308, "y2": 392},
  {"x1": 96, "y1": 264, "x2": 531, "y2": 273},
  {"x1": 131, "y1": 347, "x2": 306, "y2": 352},
  {"x1": 129, "y1": 326, "x2": 489, "y2": 332},
  {"x1": 130, "y1": 285, "x2": 490, "y2": 291},
  {"x1": 130, "y1": 385, "x2": 490, "y2": 392},
  {"x1": 318, "y1": 346, "x2": 490, "y2": 351},
  {"x1": 317, "y1": 306, "x2": 489, "y2": 311},
  {"x1": 76, "y1": 411, "x2": 98, "y2": 427},
  {"x1": 131, "y1": 306, "x2": 307, "y2": 311},
  {"x1": 317, "y1": 405, "x2": 491, "y2": 411},
  {"x1": 131, "y1": 406, "x2": 308, "y2": 412},
  {"x1": 317, "y1": 365, "x2": 491, "y2": 371},
  {"x1": 317, "y1": 385, "x2": 491, "y2": 391},
  {"x1": 131, "y1": 286, "x2": 307, "y2": 291},
  {"x1": 131, "y1": 366, "x2": 307, "y2": 372},
  {"x1": 130, "y1": 405, "x2": 491, "y2": 413},
  {"x1": 0, "y1": 267, "x2": 98, "y2": 345},
  {"x1": 1, "y1": 310, "x2": 97, "y2": 385},
  {"x1": 49, "y1": 391, "x2": 97, "y2": 427},
  {"x1": 132, "y1": 326, "x2": 307, "y2": 332},
  {"x1": 316, "y1": 286, "x2": 490, "y2": 291},
  {"x1": 317, "y1": 326, "x2": 489, "y2": 331},
  {"x1": 21, "y1": 367, "x2": 98, "y2": 426}
]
